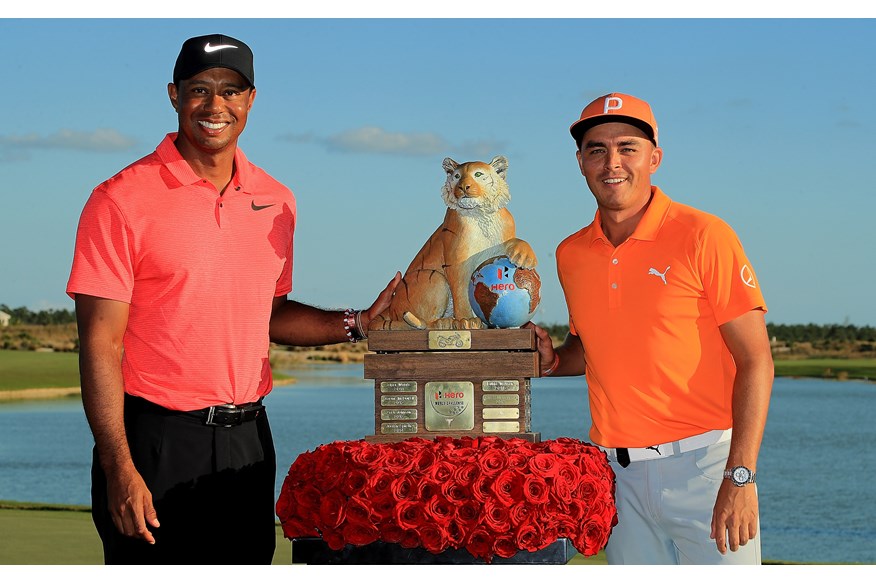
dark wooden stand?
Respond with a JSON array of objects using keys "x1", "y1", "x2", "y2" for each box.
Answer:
[{"x1": 363, "y1": 329, "x2": 541, "y2": 443}]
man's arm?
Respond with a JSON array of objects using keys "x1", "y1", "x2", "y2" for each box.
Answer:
[
  {"x1": 524, "y1": 322, "x2": 587, "y2": 377},
  {"x1": 711, "y1": 308, "x2": 774, "y2": 554},
  {"x1": 75, "y1": 294, "x2": 159, "y2": 543},
  {"x1": 269, "y1": 272, "x2": 401, "y2": 346}
]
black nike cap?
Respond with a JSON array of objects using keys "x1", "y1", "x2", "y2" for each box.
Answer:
[{"x1": 173, "y1": 34, "x2": 254, "y2": 88}]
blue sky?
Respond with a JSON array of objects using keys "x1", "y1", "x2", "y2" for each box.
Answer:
[{"x1": 1, "y1": 13, "x2": 875, "y2": 327}]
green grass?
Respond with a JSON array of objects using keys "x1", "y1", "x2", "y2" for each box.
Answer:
[
  {"x1": 773, "y1": 358, "x2": 876, "y2": 381},
  {"x1": 0, "y1": 350, "x2": 80, "y2": 391},
  {"x1": 0, "y1": 503, "x2": 601, "y2": 565}
]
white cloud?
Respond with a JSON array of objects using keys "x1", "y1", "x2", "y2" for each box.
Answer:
[{"x1": 0, "y1": 129, "x2": 138, "y2": 154}]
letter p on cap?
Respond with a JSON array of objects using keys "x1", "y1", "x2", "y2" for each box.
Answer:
[{"x1": 604, "y1": 96, "x2": 624, "y2": 114}]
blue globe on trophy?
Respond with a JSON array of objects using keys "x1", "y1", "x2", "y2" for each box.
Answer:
[{"x1": 469, "y1": 255, "x2": 541, "y2": 328}]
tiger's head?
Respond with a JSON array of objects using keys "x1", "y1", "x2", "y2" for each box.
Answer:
[{"x1": 441, "y1": 155, "x2": 511, "y2": 216}]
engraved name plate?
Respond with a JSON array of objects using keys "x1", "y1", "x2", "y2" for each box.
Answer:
[
  {"x1": 428, "y1": 330, "x2": 472, "y2": 350},
  {"x1": 482, "y1": 408, "x2": 520, "y2": 420},
  {"x1": 381, "y1": 409, "x2": 418, "y2": 421},
  {"x1": 482, "y1": 393, "x2": 520, "y2": 406},
  {"x1": 380, "y1": 381, "x2": 417, "y2": 393},
  {"x1": 425, "y1": 381, "x2": 474, "y2": 431},
  {"x1": 381, "y1": 422, "x2": 418, "y2": 434},
  {"x1": 381, "y1": 395, "x2": 418, "y2": 407},
  {"x1": 482, "y1": 380, "x2": 520, "y2": 392},
  {"x1": 483, "y1": 421, "x2": 521, "y2": 433}
]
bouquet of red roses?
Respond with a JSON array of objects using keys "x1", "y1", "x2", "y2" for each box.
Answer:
[{"x1": 276, "y1": 436, "x2": 616, "y2": 562}]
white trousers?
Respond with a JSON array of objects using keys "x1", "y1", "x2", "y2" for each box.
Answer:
[{"x1": 605, "y1": 439, "x2": 762, "y2": 565}]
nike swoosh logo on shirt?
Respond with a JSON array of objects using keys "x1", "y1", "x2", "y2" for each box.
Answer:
[
  {"x1": 204, "y1": 43, "x2": 238, "y2": 53},
  {"x1": 251, "y1": 201, "x2": 276, "y2": 211}
]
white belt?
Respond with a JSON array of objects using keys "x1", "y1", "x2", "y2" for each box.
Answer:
[{"x1": 599, "y1": 429, "x2": 732, "y2": 465}]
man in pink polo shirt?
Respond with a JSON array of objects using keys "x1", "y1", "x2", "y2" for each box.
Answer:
[
  {"x1": 67, "y1": 34, "x2": 399, "y2": 564},
  {"x1": 527, "y1": 93, "x2": 773, "y2": 564}
]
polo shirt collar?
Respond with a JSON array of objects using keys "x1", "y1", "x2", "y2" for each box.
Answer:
[
  {"x1": 588, "y1": 186, "x2": 672, "y2": 246},
  {"x1": 156, "y1": 133, "x2": 252, "y2": 193}
]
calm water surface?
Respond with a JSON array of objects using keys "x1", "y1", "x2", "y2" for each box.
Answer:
[{"x1": 0, "y1": 364, "x2": 873, "y2": 564}]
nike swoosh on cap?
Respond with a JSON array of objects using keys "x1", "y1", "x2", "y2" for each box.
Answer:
[
  {"x1": 204, "y1": 42, "x2": 238, "y2": 53},
  {"x1": 251, "y1": 201, "x2": 276, "y2": 211}
]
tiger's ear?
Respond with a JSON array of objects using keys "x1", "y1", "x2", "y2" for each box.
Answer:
[
  {"x1": 443, "y1": 157, "x2": 459, "y2": 175},
  {"x1": 490, "y1": 156, "x2": 509, "y2": 180}
]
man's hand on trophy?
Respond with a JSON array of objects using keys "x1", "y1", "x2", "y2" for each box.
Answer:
[{"x1": 359, "y1": 272, "x2": 402, "y2": 333}]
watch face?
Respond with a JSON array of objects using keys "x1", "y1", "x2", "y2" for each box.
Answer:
[{"x1": 732, "y1": 467, "x2": 751, "y2": 484}]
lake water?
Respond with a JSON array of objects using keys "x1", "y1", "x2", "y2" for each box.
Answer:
[{"x1": 0, "y1": 364, "x2": 873, "y2": 565}]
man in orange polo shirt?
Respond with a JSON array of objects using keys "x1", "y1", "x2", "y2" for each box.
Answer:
[
  {"x1": 527, "y1": 93, "x2": 773, "y2": 564},
  {"x1": 67, "y1": 34, "x2": 399, "y2": 564}
]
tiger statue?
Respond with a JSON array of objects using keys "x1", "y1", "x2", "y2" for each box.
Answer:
[{"x1": 369, "y1": 155, "x2": 537, "y2": 330}]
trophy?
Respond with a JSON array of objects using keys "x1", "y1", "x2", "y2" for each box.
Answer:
[{"x1": 365, "y1": 155, "x2": 542, "y2": 443}]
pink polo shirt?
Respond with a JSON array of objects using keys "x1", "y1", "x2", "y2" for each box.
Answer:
[{"x1": 67, "y1": 133, "x2": 296, "y2": 410}]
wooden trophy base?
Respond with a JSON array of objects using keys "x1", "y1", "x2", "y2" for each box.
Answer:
[{"x1": 363, "y1": 328, "x2": 541, "y2": 443}]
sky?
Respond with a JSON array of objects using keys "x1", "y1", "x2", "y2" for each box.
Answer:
[{"x1": 2, "y1": 8, "x2": 875, "y2": 328}]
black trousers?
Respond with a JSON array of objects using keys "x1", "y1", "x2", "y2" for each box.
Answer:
[{"x1": 91, "y1": 394, "x2": 277, "y2": 564}]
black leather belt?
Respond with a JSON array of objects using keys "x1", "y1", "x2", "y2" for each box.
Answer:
[{"x1": 199, "y1": 400, "x2": 265, "y2": 427}]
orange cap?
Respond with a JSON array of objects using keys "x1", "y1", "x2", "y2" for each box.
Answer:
[{"x1": 569, "y1": 93, "x2": 658, "y2": 146}]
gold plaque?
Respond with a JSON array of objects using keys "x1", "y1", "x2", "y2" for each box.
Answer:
[
  {"x1": 381, "y1": 422, "x2": 418, "y2": 434},
  {"x1": 380, "y1": 381, "x2": 417, "y2": 393},
  {"x1": 381, "y1": 395, "x2": 418, "y2": 407},
  {"x1": 483, "y1": 421, "x2": 521, "y2": 433},
  {"x1": 482, "y1": 380, "x2": 519, "y2": 392},
  {"x1": 482, "y1": 408, "x2": 520, "y2": 420},
  {"x1": 483, "y1": 393, "x2": 520, "y2": 406},
  {"x1": 428, "y1": 330, "x2": 472, "y2": 350},
  {"x1": 381, "y1": 409, "x2": 418, "y2": 421},
  {"x1": 425, "y1": 381, "x2": 474, "y2": 431}
]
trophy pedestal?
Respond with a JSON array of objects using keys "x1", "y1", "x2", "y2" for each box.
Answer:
[
  {"x1": 363, "y1": 329, "x2": 541, "y2": 443},
  {"x1": 291, "y1": 536, "x2": 577, "y2": 565}
]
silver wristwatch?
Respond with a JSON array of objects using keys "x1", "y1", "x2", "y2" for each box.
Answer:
[{"x1": 723, "y1": 465, "x2": 756, "y2": 486}]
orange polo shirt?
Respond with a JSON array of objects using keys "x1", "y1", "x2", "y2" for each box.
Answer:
[
  {"x1": 556, "y1": 187, "x2": 766, "y2": 447},
  {"x1": 67, "y1": 133, "x2": 295, "y2": 411}
]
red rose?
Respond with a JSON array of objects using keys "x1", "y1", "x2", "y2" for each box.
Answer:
[
  {"x1": 342, "y1": 468, "x2": 369, "y2": 497},
  {"x1": 522, "y1": 474, "x2": 550, "y2": 505},
  {"x1": 416, "y1": 478, "x2": 440, "y2": 501},
  {"x1": 478, "y1": 447, "x2": 510, "y2": 476},
  {"x1": 416, "y1": 523, "x2": 449, "y2": 555},
  {"x1": 279, "y1": 517, "x2": 317, "y2": 540},
  {"x1": 455, "y1": 499, "x2": 482, "y2": 527},
  {"x1": 465, "y1": 527, "x2": 494, "y2": 561},
  {"x1": 390, "y1": 474, "x2": 414, "y2": 501},
  {"x1": 379, "y1": 523, "x2": 405, "y2": 544},
  {"x1": 384, "y1": 448, "x2": 415, "y2": 474},
  {"x1": 344, "y1": 496, "x2": 375, "y2": 526},
  {"x1": 445, "y1": 446, "x2": 478, "y2": 463},
  {"x1": 394, "y1": 499, "x2": 425, "y2": 530},
  {"x1": 321, "y1": 526, "x2": 346, "y2": 551},
  {"x1": 575, "y1": 475, "x2": 600, "y2": 508},
  {"x1": 490, "y1": 469, "x2": 523, "y2": 507},
  {"x1": 482, "y1": 498, "x2": 511, "y2": 532},
  {"x1": 349, "y1": 441, "x2": 387, "y2": 467},
  {"x1": 470, "y1": 474, "x2": 492, "y2": 502},
  {"x1": 493, "y1": 534, "x2": 519, "y2": 559},
  {"x1": 399, "y1": 528, "x2": 421, "y2": 549},
  {"x1": 451, "y1": 461, "x2": 480, "y2": 485},
  {"x1": 508, "y1": 500, "x2": 534, "y2": 527},
  {"x1": 507, "y1": 451, "x2": 529, "y2": 470},
  {"x1": 555, "y1": 460, "x2": 582, "y2": 489},
  {"x1": 364, "y1": 468, "x2": 394, "y2": 498},
  {"x1": 444, "y1": 518, "x2": 466, "y2": 548},
  {"x1": 318, "y1": 490, "x2": 347, "y2": 529},
  {"x1": 342, "y1": 521, "x2": 379, "y2": 546},
  {"x1": 514, "y1": 522, "x2": 543, "y2": 553},
  {"x1": 424, "y1": 495, "x2": 455, "y2": 526},
  {"x1": 528, "y1": 453, "x2": 558, "y2": 477},
  {"x1": 430, "y1": 460, "x2": 456, "y2": 483},
  {"x1": 573, "y1": 518, "x2": 609, "y2": 557},
  {"x1": 411, "y1": 444, "x2": 437, "y2": 473},
  {"x1": 441, "y1": 480, "x2": 469, "y2": 504},
  {"x1": 369, "y1": 492, "x2": 397, "y2": 522}
]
